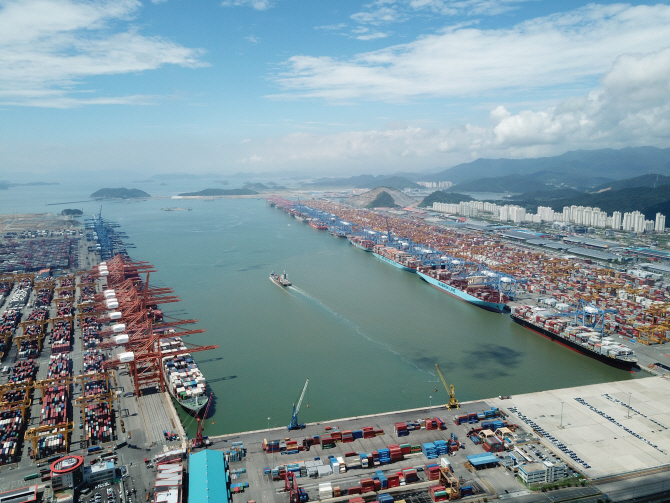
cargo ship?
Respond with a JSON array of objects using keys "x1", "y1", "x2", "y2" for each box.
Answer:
[
  {"x1": 372, "y1": 245, "x2": 421, "y2": 272},
  {"x1": 161, "y1": 337, "x2": 209, "y2": 415},
  {"x1": 511, "y1": 305, "x2": 639, "y2": 371},
  {"x1": 349, "y1": 236, "x2": 375, "y2": 252},
  {"x1": 416, "y1": 266, "x2": 508, "y2": 313},
  {"x1": 309, "y1": 220, "x2": 328, "y2": 230},
  {"x1": 270, "y1": 271, "x2": 292, "y2": 287}
]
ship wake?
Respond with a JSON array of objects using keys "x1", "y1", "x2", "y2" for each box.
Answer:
[{"x1": 288, "y1": 286, "x2": 425, "y2": 374}]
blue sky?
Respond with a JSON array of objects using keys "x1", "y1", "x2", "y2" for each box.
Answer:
[{"x1": 1, "y1": 0, "x2": 670, "y2": 177}]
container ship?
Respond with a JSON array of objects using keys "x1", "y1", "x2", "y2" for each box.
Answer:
[
  {"x1": 349, "y1": 236, "x2": 375, "y2": 252},
  {"x1": 270, "y1": 271, "x2": 292, "y2": 287},
  {"x1": 309, "y1": 220, "x2": 328, "y2": 230},
  {"x1": 416, "y1": 266, "x2": 508, "y2": 313},
  {"x1": 511, "y1": 305, "x2": 639, "y2": 371},
  {"x1": 161, "y1": 338, "x2": 209, "y2": 415},
  {"x1": 372, "y1": 245, "x2": 422, "y2": 272}
]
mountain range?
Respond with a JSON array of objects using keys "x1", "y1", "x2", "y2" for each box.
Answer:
[{"x1": 423, "y1": 147, "x2": 670, "y2": 190}]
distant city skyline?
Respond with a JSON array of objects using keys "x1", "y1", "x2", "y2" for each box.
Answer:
[{"x1": 2, "y1": 0, "x2": 670, "y2": 177}]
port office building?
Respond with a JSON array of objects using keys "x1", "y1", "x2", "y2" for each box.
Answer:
[{"x1": 188, "y1": 450, "x2": 232, "y2": 503}]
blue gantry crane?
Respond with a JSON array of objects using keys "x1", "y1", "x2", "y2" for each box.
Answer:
[
  {"x1": 550, "y1": 299, "x2": 616, "y2": 334},
  {"x1": 288, "y1": 378, "x2": 309, "y2": 431}
]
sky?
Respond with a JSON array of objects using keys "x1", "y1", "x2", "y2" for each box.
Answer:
[{"x1": 1, "y1": 0, "x2": 670, "y2": 178}]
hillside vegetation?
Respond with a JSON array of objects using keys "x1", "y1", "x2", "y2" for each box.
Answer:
[
  {"x1": 419, "y1": 191, "x2": 473, "y2": 208},
  {"x1": 91, "y1": 188, "x2": 150, "y2": 199},
  {"x1": 366, "y1": 191, "x2": 399, "y2": 208}
]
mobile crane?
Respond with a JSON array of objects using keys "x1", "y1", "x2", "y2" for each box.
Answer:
[
  {"x1": 435, "y1": 364, "x2": 459, "y2": 409},
  {"x1": 288, "y1": 379, "x2": 309, "y2": 431},
  {"x1": 192, "y1": 394, "x2": 212, "y2": 448}
]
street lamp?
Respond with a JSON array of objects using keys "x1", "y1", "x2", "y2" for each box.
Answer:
[
  {"x1": 627, "y1": 392, "x2": 631, "y2": 419},
  {"x1": 560, "y1": 401, "x2": 565, "y2": 428},
  {"x1": 429, "y1": 396, "x2": 432, "y2": 416}
]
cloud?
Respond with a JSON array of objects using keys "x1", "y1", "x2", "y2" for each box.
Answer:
[
  {"x1": 247, "y1": 46, "x2": 670, "y2": 170},
  {"x1": 408, "y1": 0, "x2": 531, "y2": 16},
  {"x1": 351, "y1": 5, "x2": 403, "y2": 26},
  {"x1": 351, "y1": 0, "x2": 533, "y2": 25},
  {"x1": 246, "y1": 34, "x2": 261, "y2": 44},
  {"x1": 314, "y1": 23, "x2": 347, "y2": 31},
  {"x1": 0, "y1": 0, "x2": 206, "y2": 107},
  {"x1": 221, "y1": 0, "x2": 273, "y2": 10},
  {"x1": 7, "y1": 47, "x2": 670, "y2": 176},
  {"x1": 356, "y1": 32, "x2": 390, "y2": 41},
  {"x1": 271, "y1": 4, "x2": 670, "y2": 102}
]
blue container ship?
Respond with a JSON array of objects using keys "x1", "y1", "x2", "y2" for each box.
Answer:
[{"x1": 416, "y1": 266, "x2": 508, "y2": 313}]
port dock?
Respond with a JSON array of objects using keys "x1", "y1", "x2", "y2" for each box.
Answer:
[{"x1": 205, "y1": 375, "x2": 670, "y2": 503}]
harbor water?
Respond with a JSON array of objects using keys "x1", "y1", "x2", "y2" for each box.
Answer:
[{"x1": 0, "y1": 180, "x2": 638, "y2": 436}]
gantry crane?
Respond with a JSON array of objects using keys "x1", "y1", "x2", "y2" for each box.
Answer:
[
  {"x1": 288, "y1": 379, "x2": 309, "y2": 431},
  {"x1": 435, "y1": 364, "x2": 459, "y2": 409},
  {"x1": 192, "y1": 394, "x2": 213, "y2": 449}
]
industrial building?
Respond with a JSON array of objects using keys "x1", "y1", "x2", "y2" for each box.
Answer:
[
  {"x1": 50, "y1": 455, "x2": 84, "y2": 492},
  {"x1": 188, "y1": 450, "x2": 232, "y2": 503},
  {"x1": 518, "y1": 461, "x2": 568, "y2": 485},
  {"x1": 0, "y1": 486, "x2": 37, "y2": 503}
]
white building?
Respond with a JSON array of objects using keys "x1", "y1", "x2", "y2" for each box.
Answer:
[
  {"x1": 518, "y1": 460, "x2": 568, "y2": 485},
  {"x1": 656, "y1": 212, "x2": 666, "y2": 233}
]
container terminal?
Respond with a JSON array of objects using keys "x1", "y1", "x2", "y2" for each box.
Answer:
[
  {"x1": 2, "y1": 208, "x2": 670, "y2": 503},
  {"x1": 267, "y1": 197, "x2": 670, "y2": 376}
]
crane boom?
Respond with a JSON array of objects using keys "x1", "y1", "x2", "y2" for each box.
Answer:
[
  {"x1": 435, "y1": 364, "x2": 459, "y2": 410},
  {"x1": 288, "y1": 378, "x2": 309, "y2": 431},
  {"x1": 295, "y1": 378, "x2": 309, "y2": 416}
]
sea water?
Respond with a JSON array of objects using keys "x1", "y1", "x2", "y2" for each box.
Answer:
[{"x1": 0, "y1": 179, "x2": 636, "y2": 435}]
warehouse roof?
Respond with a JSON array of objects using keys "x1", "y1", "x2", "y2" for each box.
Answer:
[
  {"x1": 639, "y1": 263, "x2": 670, "y2": 274},
  {"x1": 566, "y1": 248, "x2": 629, "y2": 261},
  {"x1": 466, "y1": 453, "x2": 500, "y2": 467},
  {"x1": 0, "y1": 486, "x2": 37, "y2": 503},
  {"x1": 562, "y1": 236, "x2": 621, "y2": 249},
  {"x1": 632, "y1": 248, "x2": 670, "y2": 259},
  {"x1": 188, "y1": 451, "x2": 230, "y2": 503}
]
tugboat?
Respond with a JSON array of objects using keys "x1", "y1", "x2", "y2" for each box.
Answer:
[{"x1": 270, "y1": 271, "x2": 292, "y2": 287}]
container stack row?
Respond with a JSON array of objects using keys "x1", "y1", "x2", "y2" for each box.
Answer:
[
  {"x1": 85, "y1": 402, "x2": 113, "y2": 444},
  {"x1": 47, "y1": 354, "x2": 71, "y2": 379},
  {"x1": 0, "y1": 409, "x2": 24, "y2": 465},
  {"x1": 51, "y1": 319, "x2": 72, "y2": 354},
  {"x1": 40, "y1": 385, "x2": 68, "y2": 426},
  {"x1": 9, "y1": 360, "x2": 38, "y2": 384}
]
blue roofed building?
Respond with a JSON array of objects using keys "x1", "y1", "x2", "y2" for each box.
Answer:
[
  {"x1": 466, "y1": 453, "x2": 500, "y2": 470},
  {"x1": 188, "y1": 450, "x2": 232, "y2": 503}
]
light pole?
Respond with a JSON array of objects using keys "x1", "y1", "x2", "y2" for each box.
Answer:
[
  {"x1": 627, "y1": 392, "x2": 631, "y2": 419},
  {"x1": 560, "y1": 401, "x2": 564, "y2": 428},
  {"x1": 429, "y1": 396, "x2": 432, "y2": 416}
]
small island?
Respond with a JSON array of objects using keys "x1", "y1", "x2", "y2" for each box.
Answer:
[
  {"x1": 61, "y1": 209, "x2": 83, "y2": 216},
  {"x1": 177, "y1": 188, "x2": 258, "y2": 196},
  {"x1": 91, "y1": 188, "x2": 150, "y2": 199}
]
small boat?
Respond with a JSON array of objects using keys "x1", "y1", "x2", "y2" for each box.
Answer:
[{"x1": 270, "y1": 271, "x2": 292, "y2": 287}]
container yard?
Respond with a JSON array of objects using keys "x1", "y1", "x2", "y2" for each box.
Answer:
[
  {"x1": 0, "y1": 213, "x2": 217, "y2": 503},
  {"x1": 204, "y1": 375, "x2": 670, "y2": 503},
  {"x1": 268, "y1": 197, "x2": 670, "y2": 375}
]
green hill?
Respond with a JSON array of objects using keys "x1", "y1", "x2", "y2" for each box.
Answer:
[
  {"x1": 593, "y1": 173, "x2": 670, "y2": 192},
  {"x1": 61, "y1": 209, "x2": 83, "y2": 216},
  {"x1": 425, "y1": 146, "x2": 670, "y2": 185},
  {"x1": 511, "y1": 185, "x2": 670, "y2": 218},
  {"x1": 91, "y1": 188, "x2": 150, "y2": 199},
  {"x1": 366, "y1": 191, "x2": 400, "y2": 208},
  {"x1": 177, "y1": 188, "x2": 258, "y2": 196},
  {"x1": 419, "y1": 191, "x2": 473, "y2": 208}
]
